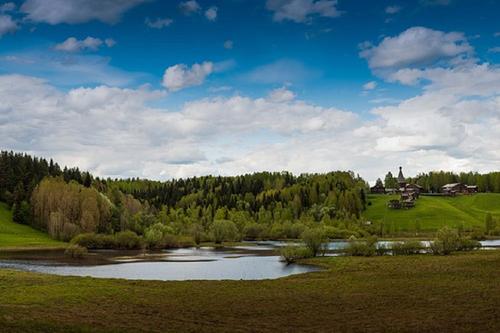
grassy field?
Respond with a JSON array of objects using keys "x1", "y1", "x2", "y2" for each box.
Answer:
[
  {"x1": 364, "y1": 193, "x2": 500, "y2": 233},
  {"x1": 0, "y1": 202, "x2": 64, "y2": 249},
  {"x1": 0, "y1": 251, "x2": 499, "y2": 332}
]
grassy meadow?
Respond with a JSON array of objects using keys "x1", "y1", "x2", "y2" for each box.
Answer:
[
  {"x1": 0, "y1": 251, "x2": 499, "y2": 332},
  {"x1": 363, "y1": 193, "x2": 500, "y2": 233},
  {"x1": 0, "y1": 202, "x2": 64, "y2": 249}
]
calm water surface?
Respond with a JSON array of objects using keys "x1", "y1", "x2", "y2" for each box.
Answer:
[
  {"x1": 0, "y1": 247, "x2": 318, "y2": 281},
  {"x1": 1, "y1": 240, "x2": 498, "y2": 281}
]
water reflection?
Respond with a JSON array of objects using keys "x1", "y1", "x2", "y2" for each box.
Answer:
[{"x1": 0, "y1": 247, "x2": 318, "y2": 281}]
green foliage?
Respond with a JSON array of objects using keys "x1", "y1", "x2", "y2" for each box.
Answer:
[
  {"x1": 391, "y1": 240, "x2": 423, "y2": 255},
  {"x1": 243, "y1": 222, "x2": 266, "y2": 240},
  {"x1": 430, "y1": 226, "x2": 481, "y2": 255},
  {"x1": 70, "y1": 233, "x2": 115, "y2": 249},
  {"x1": 114, "y1": 231, "x2": 142, "y2": 250},
  {"x1": 12, "y1": 200, "x2": 31, "y2": 225},
  {"x1": 64, "y1": 244, "x2": 88, "y2": 258},
  {"x1": 210, "y1": 220, "x2": 239, "y2": 244},
  {"x1": 345, "y1": 236, "x2": 378, "y2": 257},
  {"x1": 31, "y1": 177, "x2": 112, "y2": 241},
  {"x1": 144, "y1": 223, "x2": 174, "y2": 249},
  {"x1": 301, "y1": 228, "x2": 327, "y2": 257},
  {"x1": 279, "y1": 245, "x2": 312, "y2": 264}
]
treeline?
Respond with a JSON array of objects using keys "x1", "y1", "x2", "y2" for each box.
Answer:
[
  {"x1": 0, "y1": 151, "x2": 92, "y2": 224},
  {"x1": 105, "y1": 172, "x2": 368, "y2": 218},
  {"x1": 26, "y1": 172, "x2": 370, "y2": 242},
  {"x1": 383, "y1": 170, "x2": 500, "y2": 193}
]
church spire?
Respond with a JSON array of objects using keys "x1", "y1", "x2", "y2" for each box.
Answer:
[{"x1": 397, "y1": 166, "x2": 406, "y2": 186}]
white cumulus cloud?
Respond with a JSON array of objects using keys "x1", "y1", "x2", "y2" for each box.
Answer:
[
  {"x1": 360, "y1": 27, "x2": 472, "y2": 71},
  {"x1": 162, "y1": 62, "x2": 214, "y2": 92},
  {"x1": 54, "y1": 37, "x2": 115, "y2": 53}
]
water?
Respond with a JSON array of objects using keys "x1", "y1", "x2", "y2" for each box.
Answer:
[
  {"x1": 1, "y1": 239, "x2": 498, "y2": 281},
  {"x1": 0, "y1": 247, "x2": 318, "y2": 281}
]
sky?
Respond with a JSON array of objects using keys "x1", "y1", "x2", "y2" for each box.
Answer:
[{"x1": 1, "y1": 0, "x2": 500, "y2": 183}]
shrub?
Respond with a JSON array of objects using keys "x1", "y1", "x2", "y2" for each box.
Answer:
[
  {"x1": 345, "y1": 237, "x2": 377, "y2": 257},
  {"x1": 190, "y1": 224, "x2": 205, "y2": 245},
  {"x1": 162, "y1": 233, "x2": 178, "y2": 248},
  {"x1": 431, "y1": 226, "x2": 481, "y2": 255},
  {"x1": 301, "y1": 228, "x2": 327, "y2": 257},
  {"x1": 211, "y1": 220, "x2": 239, "y2": 244},
  {"x1": 280, "y1": 245, "x2": 313, "y2": 264},
  {"x1": 177, "y1": 235, "x2": 196, "y2": 248},
  {"x1": 114, "y1": 231, "x2": 142, "y2": 249},
  {"x1": 144, "y1": 223, "x2": 178, "y2": 249},
  {"x1": 345, "y1": 242, "x2": 376, "y2": 256},
  {"x1": 283, "y1": 222, "x2": 305, "y2": 239},
  {"x1": 269, "y1": 223, "x2": 286, "y2": 239},
  {"x1": 391, "y1": 240, "x2": 423, "y2": 255},
  {"x1": 243, "y1": 223, "x2": 265, "y2": 240},
  {"x1": 64, "y1": 244, "x2": 88, "y2": 258},
  {"x1": 457, "y1": 238, "x2": 481, "y2": 251},
  {"x1": 71, "y1": 233, "x2": 116, "y2": 249}
]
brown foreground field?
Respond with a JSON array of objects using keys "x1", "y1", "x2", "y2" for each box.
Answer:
[{"x1": 1, "y1": 250, "x2": 499, "y2": 333}]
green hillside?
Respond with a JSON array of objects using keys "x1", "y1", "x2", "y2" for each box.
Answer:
[
  {"x1": 0, "y1": 202, "x2": 64, "y2": 248},
  {"x1": 364, "y1": 193, "x2": 500, "y2": 233}
]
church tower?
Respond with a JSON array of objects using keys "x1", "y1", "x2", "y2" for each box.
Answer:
[{"x1": 397, "y1": 166, "x2": 406, "y2": 188}]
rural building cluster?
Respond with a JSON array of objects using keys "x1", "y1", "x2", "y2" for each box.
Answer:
[{"x1": 370, "y1": 167, "x2": 479, "y2": 209}]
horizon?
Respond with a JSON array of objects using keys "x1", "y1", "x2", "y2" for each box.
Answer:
[{"x1": 1, "y1": 0, "x2": 500, "y2": 183}]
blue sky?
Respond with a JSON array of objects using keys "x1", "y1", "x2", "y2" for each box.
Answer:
[{"x1": 1, "y1": 0, "x2": 500, "y2": 182}]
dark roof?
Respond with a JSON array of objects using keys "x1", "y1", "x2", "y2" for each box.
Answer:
[{"x1": 397, "y1": 166, "x2": 405, "y2": 183}]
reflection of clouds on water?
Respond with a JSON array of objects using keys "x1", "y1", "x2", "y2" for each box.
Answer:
[{"x1": 0, "y1": 246, "x2": 319, "y2": 281}]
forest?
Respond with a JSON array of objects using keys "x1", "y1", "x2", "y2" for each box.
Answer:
[{"x1": 1, "y1": 150, "x2": 499, "y2": 248}]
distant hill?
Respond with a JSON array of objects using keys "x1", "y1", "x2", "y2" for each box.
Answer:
[
  {"x1": 0, "y1": 202, "x2": 64, "y2": 248},
  {"x1": 364, "y1": 193, "x2": 500, "y2": 233}
]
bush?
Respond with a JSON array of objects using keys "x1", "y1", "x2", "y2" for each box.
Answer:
[
  {"x1": 345, "y1": 242, "x2": 376, "y2": 256},
  {"x1": 301, "y1": 228, "x2": 327, "y2": 257},
  {"x1": 345, "y1": 237, "x2": 378, "y2": 257},
  {"x1": 430, "y1": 226, "x2": 481, "y2": 255},
  {"x1": 177, "y1": 235, "x2": 196, "y2": 248},
  {"x1": 114, "y1": 231, "x2": 142, "y2": 249},
  {"x1": 71, "y1": 233, "x2": 116, "y2": 249},
  {"x1": 457, "y1": 238, "x2": 481, "y2": 251},
  {"x1": 243, "y1": 223, "x2": 265, "y2": 240},
  {"x1": 391, "y1": 240, "x2": 423, "y2": 255},
  {"x1": 144, "y1": 223, "x2": 173, "y2": 249},
  {"x1": 211, "y1": 220, "x2": 239, "y2": 244},
  {"x1": 64, "y1": 244, "x2": 88, "y2": 258},
  {"x1": 283, "y1": 222, "x2": 305, "y2": 239},
  {"x1": 190, "y1": 224, "x2": 205, "y2": 245},
  {"x1": 280, "y1": 245, "x2": 313, "y2": 264}
]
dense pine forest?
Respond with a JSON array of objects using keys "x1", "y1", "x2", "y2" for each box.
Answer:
[{"x1": 1, "y1": 150, "x2": 500, "y2": 247}]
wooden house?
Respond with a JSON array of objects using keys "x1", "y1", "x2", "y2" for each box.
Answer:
[{"x1": 441, "y1": 183, "x2": 467, "y2": 195}]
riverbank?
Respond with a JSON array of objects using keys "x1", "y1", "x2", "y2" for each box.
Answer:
[{"x1": 1, "y1": 250, "x2": 499, "y2": 332}]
